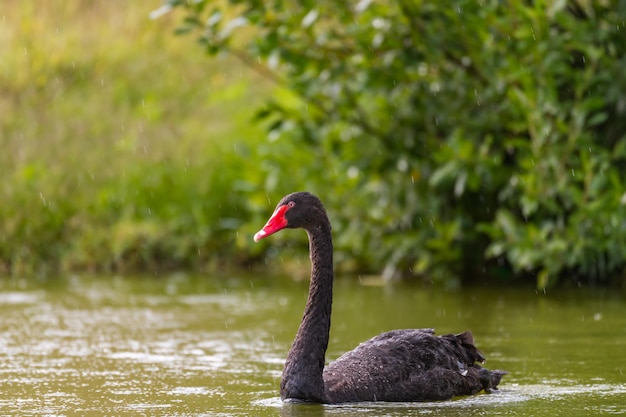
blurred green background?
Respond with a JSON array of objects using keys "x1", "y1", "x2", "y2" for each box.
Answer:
[
  {"x1": 1, "y1": 2, "x2": 272, "y2": 275},
  {"x1": 1, "y1": 1, "x2": 625, "y2": 288}
]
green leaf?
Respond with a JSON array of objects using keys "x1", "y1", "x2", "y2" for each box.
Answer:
[{"x1": 429, "y1": 161, "x2": 458, "y2": 188}]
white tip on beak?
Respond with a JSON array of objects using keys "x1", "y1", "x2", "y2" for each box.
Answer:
[{"x1": 253, "y1": 230, "x2": 267, "y2": 242}]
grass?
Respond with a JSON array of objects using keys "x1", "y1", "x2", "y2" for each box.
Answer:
[{"x1": 0, "y1": 2, "x2": 273, "y2": 275}]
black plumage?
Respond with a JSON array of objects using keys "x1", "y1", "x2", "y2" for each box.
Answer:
[{"x1": 254, "y1": 192, "x2": 506, "y2": 404}]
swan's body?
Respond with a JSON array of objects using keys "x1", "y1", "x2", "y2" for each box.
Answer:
[{"x1": 254, "y1": 192, "x2": 506, "y2": 404}]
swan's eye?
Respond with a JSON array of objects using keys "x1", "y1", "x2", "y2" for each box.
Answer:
[{"x1": 287, "y1": 201, "x2": 296, "y2": 208}]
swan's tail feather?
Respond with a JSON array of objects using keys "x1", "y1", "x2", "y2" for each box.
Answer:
[
  {"x1": 454, "y1": 331, "x2": 507, "y2": 392},
  {"x1": 455, "y1": 330, "x2": 475, "y2": 345},
  {"x1": 478, "y1": 367, "x2": 507, "y2": 392},
  {"x1": 455, "y1": 331, "x2": 486, "y2": 363},
  {"x1": 489, "y1": 370, "x2": 508, "y2": 389}
]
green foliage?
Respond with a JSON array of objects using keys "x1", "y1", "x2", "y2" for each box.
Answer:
[
  {"x1": 0, "y1": 2, "x2": 268, "y2": 275},
  {"x1": 166, "y1": 0, "x2": 626, "y2": 287}
]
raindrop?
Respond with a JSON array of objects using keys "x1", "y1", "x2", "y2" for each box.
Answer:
[
  {"x1": 418, "y1": 62, "x2": 428, "y2": 77},
  {"x1": 301, "y1": 9, "x2": 318, "y2": 28},
  {"x1": 268, "y1": 130, "x2": 280, "y2": 142},
  {"x1": 372, "y1": 33, "x2": 384, "y2": 48},
  {"x1": 355, "y1": 0, "x2": 373, "y2": 13},
  {"x1": 149, "y1": 4, "x2": 172, "y2": 20},
  {"x1": 372, "y1": 18, "x2": 386, "y2": 29},
  {"x1": 222, "y1": 16, "x2": 247, "y2": 35}
]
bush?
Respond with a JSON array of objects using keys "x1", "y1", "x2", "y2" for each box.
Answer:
[
  {"x1": 164, "y1": 0, "x2": 626, "y2": 287},
  {"x1": 0, "y1": 2, "x2": 269, "y2": 275}
]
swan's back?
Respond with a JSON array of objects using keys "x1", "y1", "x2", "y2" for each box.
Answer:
[
  {"x1": 254, "y1": 192, "x2": 506, "y2": 404},
  {"x1": 323, "y1": 329, "x2": 505, "y2": 403}
]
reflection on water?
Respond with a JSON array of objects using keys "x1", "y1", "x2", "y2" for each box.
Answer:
[
  {"x1": 269, "y1": 383, "x2": 626, "y2": 417},
  {"x1": 0, "y1": 274, "x2": 624, "y2": 416}
]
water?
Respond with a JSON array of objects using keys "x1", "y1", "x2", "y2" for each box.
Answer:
[{"x1": 0, "y1": 274, "x2": 624, "y2": 416}]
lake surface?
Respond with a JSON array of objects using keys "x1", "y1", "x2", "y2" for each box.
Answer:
[{"x1": 0, "y1": 273, "x2": 624, "y2": 416}]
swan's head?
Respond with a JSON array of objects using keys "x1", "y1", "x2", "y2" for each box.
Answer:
[{"x1": 253, "y1": 192, "x2": 327, "y2": 242}]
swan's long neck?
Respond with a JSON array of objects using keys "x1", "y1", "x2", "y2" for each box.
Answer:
[{"x1": 280, "y1": 222, "x2": 333, "y2": 403}]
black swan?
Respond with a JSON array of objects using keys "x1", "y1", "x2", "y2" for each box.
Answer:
[{"x1": 254, "y1": 192, "x2": 506, "y2": 403}]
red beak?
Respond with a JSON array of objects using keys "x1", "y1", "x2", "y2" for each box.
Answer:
[{"x1": 253, "y1": 204, "x2": 290, "y2": 242}]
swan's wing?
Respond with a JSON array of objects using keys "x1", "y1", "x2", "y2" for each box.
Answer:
[{"x1": 322, "y1": 329, "x2": 494, "y2": 403}]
